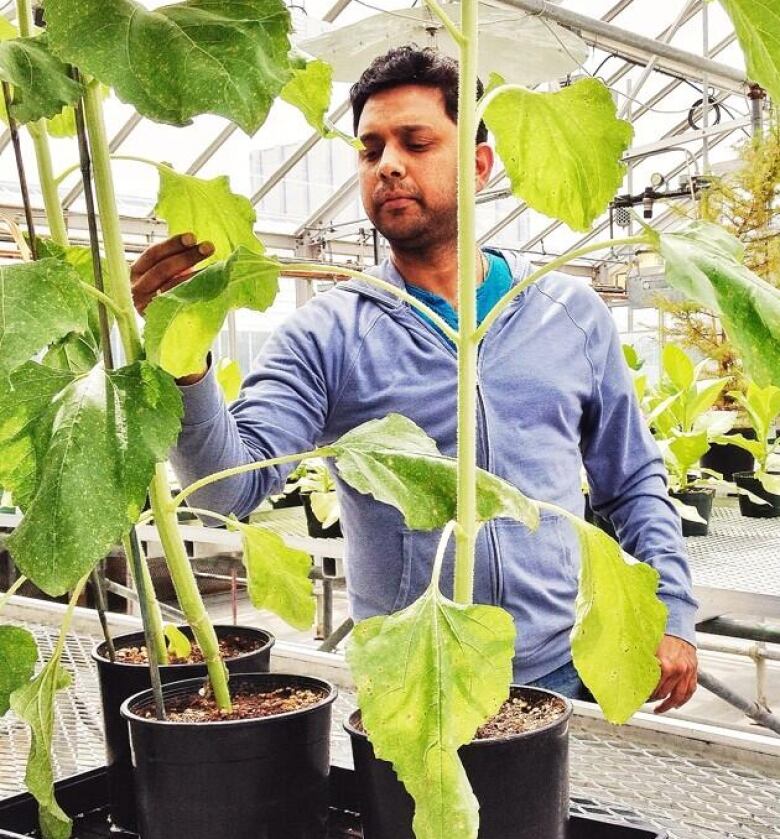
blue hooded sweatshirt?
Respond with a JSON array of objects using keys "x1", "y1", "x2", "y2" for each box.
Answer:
[{"x1": 170, "y1": 248, "x2": 697, "y2": 683}]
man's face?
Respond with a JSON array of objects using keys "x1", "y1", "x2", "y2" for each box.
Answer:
[{"x1": 356, "y1": 85, "x2": 459, "y2": 252}]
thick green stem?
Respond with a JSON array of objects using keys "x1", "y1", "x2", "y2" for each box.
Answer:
[
  {"x1": 82, "y1": 82, "x2": 143, "y2": 361},
  {"x1": 474, "y1": 236, "x2": 651, "y2": 342},
  {"x1": 150, "y1": 466, "x2": 231, "y2": 708},
  {"x1": 452, "y1": 0, "x2": 479, "y2": 605},
  {"x1": 122, "y1": 535, "x2": 168, "y2": 666},
  {"x1": 171, "y1": 446, "x2": 333, "y2": 509},
  {"x1": 82, "y1": 84, "x2": 231, "y2": 709},
  {"x1": 283, "y1": 263, "x2": 459, "y2": 344},
  {"x1": 16, "y1": 0, "x2": 68, "y2": 247}
]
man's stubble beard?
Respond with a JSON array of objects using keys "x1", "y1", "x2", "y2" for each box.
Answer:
[{"x1": 370, "y1": 199, "x2": 458, "y2": 257}]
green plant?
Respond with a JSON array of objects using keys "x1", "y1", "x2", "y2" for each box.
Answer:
[
  {"x1": 0, "y1": 2, "x2": 778, "y2": 839},
  {"x1": 657, "y1": 125, "x2": 780, "y2": 402},
  {"x1": 295, "y1": 459, "x2": 340, "y2": 529},
  {"x1": 717, "y1": 381, "x2": 780, "y2": 493},
  {"x1": 647, "y1": 344, "x2": 732, "y2": 495}
]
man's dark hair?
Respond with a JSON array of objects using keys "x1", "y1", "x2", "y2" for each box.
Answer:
[{"x1": 350, "y1": 46, "x2": 488, "y2": 144}]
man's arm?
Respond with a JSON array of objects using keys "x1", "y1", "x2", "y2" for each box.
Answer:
[
  {"x1": 131, "y1": 234, "x2": 334, "y2": 519},
  {"x1": 579, "y1": 298, "x2": 699, "y2": 712}
]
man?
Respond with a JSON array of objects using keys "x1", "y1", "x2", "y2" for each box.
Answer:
[{"x1": 131, "y1": 46, "x2": 698, "y2": 710}]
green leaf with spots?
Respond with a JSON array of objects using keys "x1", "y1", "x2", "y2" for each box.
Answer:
[
  {"x1": 331, "y1": 415, "x2": 540, "y2": 531},
  {"x1": 348, "y1": 585, "x2": 515, "y2": 839},
  {"x1": 0, "y1": 363, "x2": 75, "y2": 510},
  {"x1": 10, "y1": 653, "x2": 72, "y2": 839},
  {"x1": 719, "y1": 1, "x2": 780, "y2": 103},
  {"x1": 0, "y1": 33, "x2": 83, "y2": 125},
  {"x1": 281, "y1": 57, "x2": 360, "y2": 148},
  {"x1": 556, "y1": 510, "x2": 667, "y2": 724},
  {"x1": 7, "y1": 362, "x2": 183, "y2": 595},
  {"x1": 37, "y1": 239, "x2": 112, "y2": 374},
  {"x1": 45, "y1": 0, "x2": 293, "y2": 134},
  {"x1": 145, "y1": 247, "x2": 281, "y2": 378},
  {"x1": 231, "y1": 521, "x2": 315, "y2": 630},
  {"x1": 154, "y1": 166, "x2": 264, "y2": 265},
  {"x1": 655, "y1": 221, "x2": 780, "y2": 387},
  {"x1": 0, "y1": 258, "x2": 90, "y2": 374},
  {"x1": 483, "y1": 78, "x2": 633, "y2": 231},
  {"x1": 0, "y1": 625, "x2": 37, "y2": 716}
]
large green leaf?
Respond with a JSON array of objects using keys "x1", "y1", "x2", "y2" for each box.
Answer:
[
  {"x1": 331, "y1": 415, "x2": 540, "y2": 530},
  {"x1": 685, "y1": 378, "x2": 730, "y2": 428},
  {"x1": 154, "y1": 166, "x2": 264, "y2": 265},
  {"x1": 37, "y1": 239, "x2": 111, "y2": 374},
  {"x1": 719, "y1": 1, "x2": 780, "y2": 103},
  {"x1": 10, "y1": 654, "x2": 72, "y2": 839},
  {"x1": 0, "y1": 258, "x2": 90, "y2": 374},
  {"x1": 45, "y1": 0, "x2": 293, "y2": 134},
  {"x1": 656, "y1": 221, "x2": 780, "y2": 387},
  {"x1": 0, "y1": 625, "x2": 37, "y2": 716},
  {"x1": 231, "y1": 521, "x2": 315, "y2": 630},
  {"x1": 348, "y1": 585, "x2": 515, "y2": 839},
  {"x1": 144, "y1": 248, "x2": 281, "y2": 378},
  {"x1": 483, "y1": 78, "x2": 633, "y2": 231},
  {"x1": 562, "y1": 513, "x2": 667, "y2": 724},
  {"x1": 7, "y1": 362, "x2": 183, "y2": 595},
  {"x1": 0, "y1": 363, "x2": 74, "y2": 509},
  {"x1": 280, "y1": 56, "x2": 359, "y2": 147},
  {"x1": 0, "y1": 33, "x2": 82, "y2": 125}
]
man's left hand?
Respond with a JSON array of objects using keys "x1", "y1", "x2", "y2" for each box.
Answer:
[{"x1": 650, "y1": 635, "x2": 698, "y2": 714}]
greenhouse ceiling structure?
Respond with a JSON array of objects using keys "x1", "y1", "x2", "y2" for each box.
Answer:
[{"x1": 0, "y1": 0, "x2": 755, "y2": 309}]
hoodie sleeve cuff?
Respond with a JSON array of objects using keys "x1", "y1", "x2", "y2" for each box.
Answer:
[
  {"x1": 659, "y1": 595, "x2": 698, "y2": 647},
  {"x1": 178, "y1": 356, "x2": 223, "y2": 426}
]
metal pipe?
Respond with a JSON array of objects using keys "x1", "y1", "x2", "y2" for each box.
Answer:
[
  {"x1": 486, "y1": 0, "x2": 746, "y2": 94},
  {"x1": 697, "y1": 617, "x2": 780, "y2": 645},
  {"x1": 103, "y1": 578, "x2": 185, "y2": 622},
  {"x1": 697, "y1": 637, "x2": 780, "y2": 662},
  {"x1": 697, "y1": 670, "x2": 780, "y2": 735}
]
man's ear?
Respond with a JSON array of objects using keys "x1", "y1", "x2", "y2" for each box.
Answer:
[{"x1": 475, "y1": 142, "x2": 494, "y2": 192}]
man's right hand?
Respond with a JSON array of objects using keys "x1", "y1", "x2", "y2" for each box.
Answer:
[
  {"x1": 130, "y1": 232, "x2": 215, "y2": 385},
  {"x1": 130, "y1": 232, "x2": 214, "y2": 316}
]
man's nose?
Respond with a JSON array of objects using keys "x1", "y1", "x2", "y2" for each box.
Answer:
[{"x1": 378, "y1": 145, "x2": 405, "y2": 179}]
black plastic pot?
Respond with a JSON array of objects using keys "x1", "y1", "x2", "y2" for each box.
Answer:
[
  {"x1": 303, "y1": 494, "x2": 342, "y2": 539},
  {"x1": 700, "y1": 427, "x2": 756, "y2": 482},
  {"x1": 92, "y1": 625, "x2": 274, "y2": 833},
  {"x1": 345, "y1": 686, "x2": 572, "y2": 839},
  {"x1": 122, "y1": 673, "x2": 337, "y2": 839},
  {"x1": 669, "y1": 487, "x2": 715, "y2": 536},
  {"x1": 269, "y1": 486, "x2": 303, "y2": 509},
  {"x1": 734, "y1": 471, "x2": 780, "y2": 518}
]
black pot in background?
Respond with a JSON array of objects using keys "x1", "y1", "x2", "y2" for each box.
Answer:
[
  {"x1": 123, "y1": 673, "x2": 337, "y2": 839},
  {"x1": 92, "y1": 625, "x2": 274, "y2": 833},
  {"x1": 269, "y1": 486, "x2": 303, "y2": 509},
  {"x1": 733, "y1": 471, "x2": 780, "y2": 518},
  {"x1": 669, "y1": 487, "x2": 715, "y2": 536},
  {"x1": 302, "y1": 494, "x2": 342, "y2": 539},
  {"x1": 345, "y1": 686, "x2": 572, "y2": 839},
  {"x1": 700, "y1": 427, "x2": 756, "y2": 482}
]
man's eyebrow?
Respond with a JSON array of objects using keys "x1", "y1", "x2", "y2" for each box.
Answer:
[{"x1": 358, "y1": 124, "x2": 436, "y2": 143}]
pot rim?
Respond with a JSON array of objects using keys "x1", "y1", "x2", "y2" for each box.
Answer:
[
  {"x1": 120, "y1": 672, "x2": 337, "y2": 728},
  {"x1": 91, "y1": 624, "x2": 275, "y2": 669},
  {"x1": 344, "y1": 684, "x2": 573, "y2": 747}
]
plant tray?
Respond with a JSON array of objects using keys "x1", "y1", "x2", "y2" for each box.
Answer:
[{"x1": 0, "y1": 766, "x2": 667, "y2": 839}]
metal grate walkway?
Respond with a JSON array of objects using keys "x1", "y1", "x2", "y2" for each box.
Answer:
[{"x1": 2, "y1": 621, "x2": 780, "y2": 838}]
